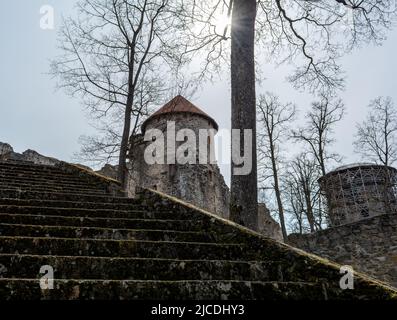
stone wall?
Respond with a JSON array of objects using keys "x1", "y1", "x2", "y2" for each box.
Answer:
[
  {"x1": 0, "y1": 142, "x2": 59, "y2": 165},
  {"x1": 0, "y1": 141, "x2": 122, "y2": 196},
  {"x1": 288, "y1": 213, "x2": 397, "y2": 287},
  {"x1": 258, "y1": 204, "x2": 283, "y2": 242},
  {"x1": 131, "y1": 188, "x2": 397, "y2": 299},
  {"x1": 0, "y1": 142, "x2": 13, "y2": 156},
  {"x1": 96, "y1": 164, "x2": 119, "y2": 181}
]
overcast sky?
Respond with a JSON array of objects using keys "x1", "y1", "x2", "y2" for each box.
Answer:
[{"x1": 1, "y1": 1, "x2": 397, "y2": 185}]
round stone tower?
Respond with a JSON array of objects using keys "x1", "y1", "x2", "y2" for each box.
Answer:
[
  {"x1": 319, "y1": 163, "x2": 397, "y2": 226},
  {"x1": 128, "y1": 95, "x2": 230, "y2": 218}
]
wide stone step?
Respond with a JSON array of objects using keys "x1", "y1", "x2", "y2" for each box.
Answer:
[
  {"x1": 0, "y1": 182, "x2": 105, "y2": 196},
  {"x1": 0, "y1": 185, "x2": 108, "y2": 195},
  {"x1": 0, "y1": 190, "x2": 131, "y2": 203},
  {"x1": 0, "y1": 198, "x2": 144, "y2": 210},
  {"x1": 0, "y1": 213, "x2": 200, "y2": 231},
  {"x1": 0, "y1": 205, "x2": 188, "y2": 220},
  {"x1": 0, "y1": 176, "x2": 99, "y2": 188},
  {"x1": 0, "y1": 254, "x2": 284, "y2": 281},
  {"x1": 0, "y1": 166, "x2": 91, "y2": 177},
  {"x1": 0, "y1": 162, "x2": 64, "y2": 172},
  {"x1": 0, "y1": 169, "x2": 80, "y2": 179},
  {"x1": 0, "y1": 279, "x2": 333, "y2": 300},
  {"x1": 0, "y1": 223, "x2": 215, "y2": 242},
  {"x1": 0, "y1": 236, "x2": 250, "y2": 260},
  {"x1": 0, "y1": 165, "x2": 109, "y2": 185},
  {"x1": 0, "y1": 163, "x2": 94, "y2": 178},
  {"x1": 0, "y1": 160, "x2": 37, "y2": 166},
  {"x1": 0, "y1": 176, "x2": 102, "y2": 188},
  {"x1": 0, "y1": 185, "x2": 111, "y2": 198},
  {"x1": 0, "y1": 183, "x2": 104, "y2": 195}
]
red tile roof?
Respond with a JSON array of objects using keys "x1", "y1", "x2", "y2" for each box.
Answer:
[{"x1": 142, "y1": 95, "x2": 218, "y2": 132}]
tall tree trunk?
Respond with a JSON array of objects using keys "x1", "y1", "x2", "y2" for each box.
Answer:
[
  {"x1": 383, "y1": 120, "x2": 392, "y2": 213},
  {"x1": 318, "y1": 143, "x2": 326, "y2": 177},
  {"x1": 303, "y1": 184, "x2": 315, "y2": 233},
  {"x1": 230, "y1": 0, "x2": 258, "y2": 231},
  {"x1": 118, "y1": 59, "x2": 135, "y2": 191},
  {"x1": 118, "y1": 100, "x2": 132, "y2": 190}
]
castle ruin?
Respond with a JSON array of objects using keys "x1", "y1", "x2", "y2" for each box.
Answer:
[
  {"x1": 289, "y1": 163, "x2": 397, "y2": 287},
  {"x1": 125, "y1": 95, "x2": 282, "y2": 240},
  {"x1": 127, "y1": 95, "x2": 230, "y2": 218},
  {"x1": 319, "y1": 164, "x2": 397, "y2": 226}
]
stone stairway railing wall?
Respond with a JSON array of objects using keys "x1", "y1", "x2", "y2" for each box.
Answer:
[{"x1": 288, "y1": 213, "x2": 397, "y2": 288}]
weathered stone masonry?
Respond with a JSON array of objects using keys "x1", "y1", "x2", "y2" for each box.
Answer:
[
  {"x1": 2, "y1": 160, "x2": 396, "y2": 299},
  {"x1": 126, "y1": 95, "x2": 283, "y2": 241},
  {"x1": 127, "y1": 96, "x2": 231, "y2": 218},
  {"x1": 288, "y1": 213, "x2": 397, "y2": 288}
]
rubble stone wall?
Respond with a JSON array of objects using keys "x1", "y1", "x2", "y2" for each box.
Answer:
[{"x1": 288, "y1": 213, "x2": 397, "y2": 287}]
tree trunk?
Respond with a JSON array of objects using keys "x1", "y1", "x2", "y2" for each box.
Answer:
[
  {"x1": 230, "y1": 0, "x2": 258, "y2": 231},
  {"x1": 118, "y1": 58, "x2": 135, "y2": 191},
  {"x1": 270, "y1": 148, "x2": 288, "y2": 241},
  {"x1": 303, "y1": 185, "x2": 315, "y2": 233},
  {"x1": 118, "y1": 101, "x2": 132, "y2": 190},
  {"x1": 318, "y1": 145, "x2": 326, "y2": 177}
]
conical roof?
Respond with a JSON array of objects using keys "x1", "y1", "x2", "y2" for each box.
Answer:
[{"x1": 141, "y1": 95, "x2": 218, "y2": 132}]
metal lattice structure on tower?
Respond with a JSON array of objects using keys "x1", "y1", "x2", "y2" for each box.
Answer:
[{"x1": 319, "y1": 163, "x2": 397, "y2": 227}]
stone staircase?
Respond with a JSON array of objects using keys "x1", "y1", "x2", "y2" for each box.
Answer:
[{"x1": 0, "y1": 160, "x2": 396, "y2": 300}]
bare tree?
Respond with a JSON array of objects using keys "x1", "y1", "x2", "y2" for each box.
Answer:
[
  {"x1": 51, "y1": 0, "x2": 188, "y2": 189},
  {"x1": 292, "y1": 95, "x2": 344, "y2": 226},
  {"x1": 284, "y1": 153, "x2": 323, "y2": 233},
  {"x1": 292, "y1": 95, "x2": 345, "y2": 176},
  {"x1": 180, "y1": 0, "x2": 396, "y2": 230},
  {"x1": 76, "y1": 72, "x2": 161, "y2": 166},
  {"x1": 354, "y1": 96, "x2": 397, "y2": 166},
  {"x1": 257, "y1": 92, "x2": 296, "y2": 241},
  {"x1": 284, "y1": 178, "x2": 305, "y2": 234}
]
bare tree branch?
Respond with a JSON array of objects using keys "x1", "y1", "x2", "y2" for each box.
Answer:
[{"x1": 354, "y1": 96, "x2": 397, "y2": 166}]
